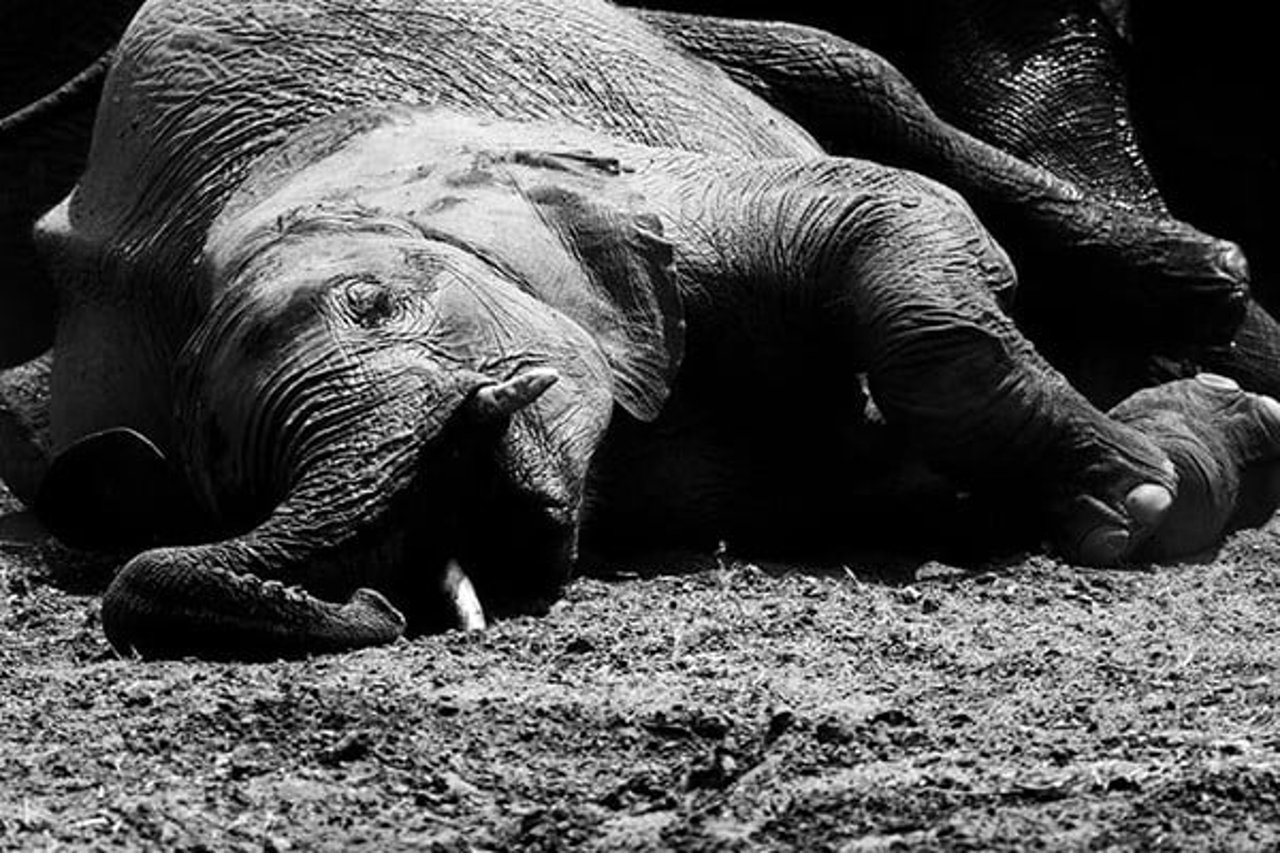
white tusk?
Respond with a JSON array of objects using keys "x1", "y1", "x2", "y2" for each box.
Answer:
[
  {"x1": 444, "y1": 559, "x2": 486, "y2": 631},
  {"x1": 469, "y1": 368, "x2": 560, "y2": 422}
]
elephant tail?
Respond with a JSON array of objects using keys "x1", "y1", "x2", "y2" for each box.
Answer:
[
  {"x1": 0, "y1": 46, "x2": 115, "y2": 365},
  {"x1": 0, "y1": 48, "x2": 113, "y2": 138}
]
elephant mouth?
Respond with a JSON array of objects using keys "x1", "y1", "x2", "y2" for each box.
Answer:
[{"x1": 250, "y1": 455, "x2": 579, "y2": 635}]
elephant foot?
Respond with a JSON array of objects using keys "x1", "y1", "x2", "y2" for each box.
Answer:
[{"x1": 1067, "y1": 373, "x2": 1280, "y2": 564}]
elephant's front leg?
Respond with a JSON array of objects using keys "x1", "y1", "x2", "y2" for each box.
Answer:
[
  {"x1": 1108, "y1": 374, "x2": 1280, "y2": 560},
  {"x1": 656, "y1": 154, "x2": 1280, "y2": 563}
]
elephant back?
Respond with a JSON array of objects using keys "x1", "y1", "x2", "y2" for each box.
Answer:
[{"x1": 66, "y1": 0, "x2": 817, "y2": 327}]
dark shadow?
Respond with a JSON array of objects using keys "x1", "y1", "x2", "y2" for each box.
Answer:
[
  {"x1": 0, "y1": 510, "x2": 45, "y2": 543},
  {"x1": 578, "y1": 492, "x2": 1043, "y2": 588}
]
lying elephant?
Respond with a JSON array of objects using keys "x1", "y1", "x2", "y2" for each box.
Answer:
[{"x1": 3, "y1": 0, "x2": 1280, "y2": 659}]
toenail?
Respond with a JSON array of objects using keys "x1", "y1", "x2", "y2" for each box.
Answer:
[
  {"x1": 1195, "y1": 373, "x2": 1239, "y2": 391},
  {"x1": 1125, "y1": 483, "x2": 1173, "y2": 531}
]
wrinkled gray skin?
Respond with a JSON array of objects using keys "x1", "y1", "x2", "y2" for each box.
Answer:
[{"x1": 4, "y1": 0, "x2": 1280, "y2": 660}]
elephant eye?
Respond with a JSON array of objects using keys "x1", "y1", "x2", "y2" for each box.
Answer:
[{"x1": 339, "y1": 275, "x2": 399, "y2": 327}]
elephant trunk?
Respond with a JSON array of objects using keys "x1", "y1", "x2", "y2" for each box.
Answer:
[
  {"x1": 100, "y1": 447, "x2": 410, "y2": 659},
  {"x1": 101, "y1": 546, "x2": 408, "y2": 661},
  {"x1": 100, "y1": 363, "x2": 490, "y2": 659},
  {"x1": 99, "y1": 365, "x2": 562, "y2": 659},
  {"x1": 99, "y1": 437, "x2": 495, "y2": 659}
]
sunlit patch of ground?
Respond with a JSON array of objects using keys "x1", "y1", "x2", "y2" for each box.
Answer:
[{"x1": 3, "y1": 482, "x2": 1279, "y2": 851}]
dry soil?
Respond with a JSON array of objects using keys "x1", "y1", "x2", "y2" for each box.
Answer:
[{"x1": 3, "y1": 485, "x2": 1279, "y2": 851}]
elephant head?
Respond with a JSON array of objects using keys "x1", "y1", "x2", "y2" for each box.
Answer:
[{"x1": 98, "y1": 108, "x2": 684, "y2": 658}]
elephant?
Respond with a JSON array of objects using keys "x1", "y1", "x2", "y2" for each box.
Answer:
[{"x1": 3, "y1": 0, "x2": 1280, "y2": 660}]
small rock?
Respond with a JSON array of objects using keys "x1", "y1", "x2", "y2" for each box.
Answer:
[
  {"x1": 895, "y1": 586, "x2": 922, "y2": 605},
  {"x1": 685, "y1": 748, "x2": 740, "y2": 790},
  {"x1": 868, "y1": 709, "x2": 917, "y2": 728},
  {"x1": 915, "y1": 562, "x2": 968, "y2": 582},
  {"x1": 118, "y1": 682, "x2": 154, "y2": 708},
  {"x1": 317, "y1": 730, "x2": 373, "y2": 765},
  {"x1": 765, "y1": 708, "x2": 795, "y2": 744},
  {"x1": 1106, "y1": 775, "x2": 1142, "y2": 793},
  {"x1": 814, "y1": 719, "x2": 853, "y2": 745},
  {"x1": 438, "y1": 770, "x2": 481, "y2": 799},
  {"x1": 689, "y1": 712, "x2": 732, "y2": 740},
  {"x1": 1211, "y1": 739, "x2": 1250, "y2": 756}
]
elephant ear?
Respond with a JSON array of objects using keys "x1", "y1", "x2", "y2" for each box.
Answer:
[
  {"x1": 36, "y1": 428, "x2": 198, "y2": 550},
  {"x1": 506, "y1": 153, "x2": 683, "y2": 421},
  {"x1": 416, "y1": 148, "x2": 683, "y2": 421}
]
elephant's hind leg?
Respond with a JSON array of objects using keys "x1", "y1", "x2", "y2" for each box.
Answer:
[{"x1": 1, "y1": 53, "x2": 113, "y2": 368}]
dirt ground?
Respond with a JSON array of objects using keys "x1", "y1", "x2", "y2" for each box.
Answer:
[{"x1": 3, "y1": 480, "x2": 1279, "y2": 853}]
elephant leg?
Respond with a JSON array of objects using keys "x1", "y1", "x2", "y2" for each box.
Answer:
[
  {"x1": 1, "y1": 0, "x2": 130, "y2": 367},
  {"x1": 654, "y1": 152, "x2": 1280, "y2": 563},
  {"x1": 859, "y1": 0, "x2": 1166, "y2": 216},
  {"x1": 1109, "y1": 373, "x2": 1280, "y2": 559},
  {"x1": 633, "y1": 10, "x2": 1248, "y2": 349}
]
